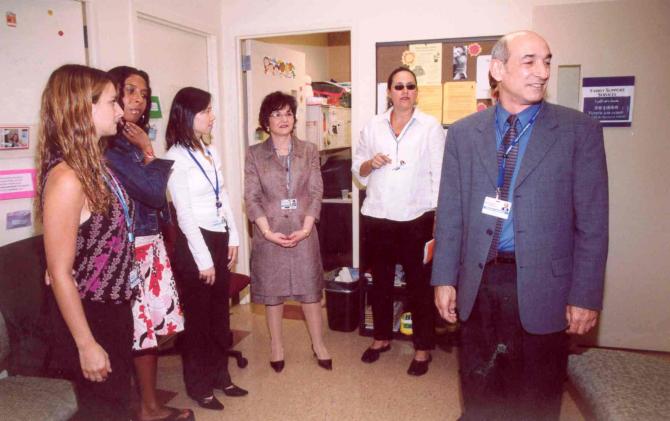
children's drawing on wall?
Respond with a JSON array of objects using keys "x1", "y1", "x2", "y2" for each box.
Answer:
[
  {"x1": 0, "y1": 126, "x2": 29, "y2": 150},
  {"x1": 263, "y1": 56, "x2": 296, "y2": 79},
  {"x1": 453, "y1": 45, "x2": 468, "y2": 80}
]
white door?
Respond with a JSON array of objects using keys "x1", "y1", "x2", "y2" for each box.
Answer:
[
  {"x1": 135, "y1": 17, "x2": 209, "y2": 157},
  {"x1": 243, "y1": 40, "x2": 306, "y2": 145}
]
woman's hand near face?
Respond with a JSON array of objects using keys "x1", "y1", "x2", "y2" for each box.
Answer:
[
  {"x1": 78, "y1": 340, "x2": 112, "y2": 382},
  {"x1": 123, "y1": 121, "x2": 153, "y2": 158},
  {"x1": 199, "y1": 266, "x2": 216, "y2": 285}
]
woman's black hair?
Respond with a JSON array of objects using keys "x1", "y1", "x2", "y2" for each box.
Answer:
[
  {"x1": 165, "y1": 87, "x2": 211, "y2": 149},
  {"x1": 386, "y1": 66, "x2": 417, "y2": 90},
  {"x1": 258, "y1": 91, "x2": 298, "y2": 134},
  {"x1": 107, "y1": 66, "x2": 151, "y2": 132}
]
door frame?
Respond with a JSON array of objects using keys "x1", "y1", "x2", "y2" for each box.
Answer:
[{"x1": 235, "y1": 28, "x2": 356, "y2": 273}]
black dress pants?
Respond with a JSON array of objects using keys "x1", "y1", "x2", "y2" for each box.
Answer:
[
  {"x1": 458, "y1": 261, "x2": 569, "y2": 421},
  {"x1": 364, "y1": 211, "x2": 435, "y2": 350},
  {"x1": 172, "y1": 227, "x2": 232, "y2": 400},
  {"x1": 50, "y1": 298, "x2": 133, "y2": 421}
]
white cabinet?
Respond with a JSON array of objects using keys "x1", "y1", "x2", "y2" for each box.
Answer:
[{"x1": 306, "y1": 104, "x2": 351, "y2": 151}]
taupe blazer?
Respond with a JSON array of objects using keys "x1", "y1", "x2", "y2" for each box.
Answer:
[{"x1": 244, "y1": 137, "x2": 324, "y2": 298}]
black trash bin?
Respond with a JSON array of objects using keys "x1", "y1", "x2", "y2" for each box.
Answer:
[{"x1": 325, "y1": 279, "x2": 360, "y2": 332}]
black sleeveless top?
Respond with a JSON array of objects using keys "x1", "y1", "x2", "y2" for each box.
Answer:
[{"x1": 44, "y1": 158, "x2": 135, "y2": 303}]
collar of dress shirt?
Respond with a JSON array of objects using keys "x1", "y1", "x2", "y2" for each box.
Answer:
[{"x1": 495, "y1": 101, "x2": 543, "y2": 133}]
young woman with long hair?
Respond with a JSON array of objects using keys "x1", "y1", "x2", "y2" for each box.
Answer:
[{"x1": 38, "y1": 64, "x2": 133, "y2": 420}]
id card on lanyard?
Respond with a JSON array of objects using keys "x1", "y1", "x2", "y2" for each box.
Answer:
[
  {"x1": 481, "y1": 105, "x2": 542, "y2": 219},
  {"x1": 186, "y1": 146, "x2": 228, "y2": 228},
  {"x1": 276, "y1": 142, "x2": 297, "y2": 210}
]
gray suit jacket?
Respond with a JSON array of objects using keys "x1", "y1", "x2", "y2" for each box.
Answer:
[{"x1": 431, "y1": 102, "x2": 608, "y2": 334}]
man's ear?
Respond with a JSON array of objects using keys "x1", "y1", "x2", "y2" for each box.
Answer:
[{"x1": 490, "y1": 59, "x2": 504, "y2": 83}]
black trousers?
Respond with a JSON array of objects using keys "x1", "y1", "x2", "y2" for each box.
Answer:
[
  {"x1": 172, "y1": 227, "x2": 232, "y2": 400},
  {"x1": 458, "y1": 261, "x2": 568, "y2": 421},
  {"x1": 364, "y1": 212, "x2": 435, "y2": 350},
  {"x1": 49, "y1": 298, "x2": 133, "y2": 421}
]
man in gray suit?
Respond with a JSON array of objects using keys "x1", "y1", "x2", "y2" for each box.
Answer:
[{"x1": 432, "y1": 31, "x2": 608, "y2": 420}]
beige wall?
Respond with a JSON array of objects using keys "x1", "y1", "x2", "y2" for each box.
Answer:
[{"x1": 536, "y1": 0, "x2": 670, "y2": 351}]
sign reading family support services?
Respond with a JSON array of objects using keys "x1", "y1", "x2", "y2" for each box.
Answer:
[{"x1": 582, "y1": 76, "x2": 635, "y2": 127}]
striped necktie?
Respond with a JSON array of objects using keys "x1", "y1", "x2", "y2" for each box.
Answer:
[{"x1": 487, "y1": 114, "x2": 519, "y2": 262}]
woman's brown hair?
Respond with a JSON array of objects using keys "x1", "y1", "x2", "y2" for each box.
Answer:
[{"x1": 37, "y1": 64, "x2": 114, "y2": 216}]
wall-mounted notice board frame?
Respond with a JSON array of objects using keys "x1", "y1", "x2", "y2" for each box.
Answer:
[{"x1": 376, "y1": 36, "x2": 500, "y2": 126}]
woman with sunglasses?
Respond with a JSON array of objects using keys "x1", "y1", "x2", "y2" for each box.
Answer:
[
  {"x1": 352, "y1": 66, "x2": 446, "y2": 376},
  {"x1": 244, "y1": 91, "x2": 331, "y2": 373}
]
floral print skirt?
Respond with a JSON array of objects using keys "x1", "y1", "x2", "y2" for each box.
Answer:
[{"x1": 132, "y1": 234, "x2": 184, "y2": 351}]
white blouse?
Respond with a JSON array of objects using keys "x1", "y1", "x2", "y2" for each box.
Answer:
[
  {"x1": 166, "y1": 141, "x2": 239, "y2": 271},
  {"x1": 352, "y1": 107, "x2": 446, "y2": 221}
]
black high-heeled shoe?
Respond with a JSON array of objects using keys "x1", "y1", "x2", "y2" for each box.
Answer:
[
  {"x1": 217, "y1": 382, "x2": 249, "y2": 397},
  {"x1": 312, "y1": 347, "x2": 332, "y2": 370},
  {"x1": 193, "y1": 394, "x2": 224, "y2": 411},
  {"x1": 270, "y1": 360, "x2": 285, "y2": 373},
  {"x1": 361, "y1": 344, "x2": 391, "y2": 363}
]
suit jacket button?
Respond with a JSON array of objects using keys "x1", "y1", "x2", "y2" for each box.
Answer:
[
  {"x1": 486, "y1": 229, "x2": 493, "y2": 235},
  {"x1": 478, "y1": 263, "x2": 484, "y2": 269}
]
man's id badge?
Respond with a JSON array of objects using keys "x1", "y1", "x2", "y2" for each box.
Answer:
[
  {"x1": 280, "y1": 198, "x2": 298, "y2": 210},
  {"x1": 482, "y1": 196, "x2": 511, "y2": 220}
]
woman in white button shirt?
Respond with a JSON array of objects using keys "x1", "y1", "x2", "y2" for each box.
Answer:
[
  {"x1": 352, "y1": 67, "x2": 446, "y2": 376},
  {"x1": 165, "y1": 87, "x2": 247, "y2": 411}
]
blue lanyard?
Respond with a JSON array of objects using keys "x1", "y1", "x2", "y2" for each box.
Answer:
[
  {"x1": 104, "y1": 172, "x2": 134, "y2": 243},
  {"x1": 495, "y1": 105, "x2": 542, "y2": 192},
  {"x1": 186, "y1": 146, "x2": 221, "y2": 210},
  {"x1": 273, "y1": 140, "x2": 292, "y2": 196}
]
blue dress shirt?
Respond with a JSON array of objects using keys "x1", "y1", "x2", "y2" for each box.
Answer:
[{"x1": 495, "y1": 102, "x2": 542, "y2": 252}]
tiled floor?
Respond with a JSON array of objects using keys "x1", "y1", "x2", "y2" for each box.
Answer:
[{"x1": 153, "y1": 303, "x2": 585, "y2": 421}]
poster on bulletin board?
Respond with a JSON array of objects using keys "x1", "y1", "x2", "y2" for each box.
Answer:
[{"x1": 582, "y1": 76, "x2": 635, "y2": 127}]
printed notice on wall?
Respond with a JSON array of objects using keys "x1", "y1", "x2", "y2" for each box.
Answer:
[
  {"x1": 407, "y1": 43, "x2": 442, "y2": 85},
  {"x1": 442, "y1": 81, "x2": 477, "y2": 125},
  {"x1": 582, "y1": 76, "x2": 635, "y2": 127},
  {"x1": 0, "y1": 169, "x2": 36, "y2": 200}
]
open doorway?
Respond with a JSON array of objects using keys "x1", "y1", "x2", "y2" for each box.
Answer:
[{"x1": 240, "y1": 30, "x2": 353, "y2": 271}]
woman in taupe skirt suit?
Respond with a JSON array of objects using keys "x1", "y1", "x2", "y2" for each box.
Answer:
[{"x1": 244, "y1": 91, "x2": 332, "y2": 372}]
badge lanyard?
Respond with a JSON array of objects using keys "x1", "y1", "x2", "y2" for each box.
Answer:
[
  {"x1": 385, "y1": 116, "x2": 415, "y2": 170},
  {"x1": 186, "y1": 146, "x2": 223, "y2": 215},
  {"x1": 494, "y1": 105, "x2": 542, "y2": 198},
  {"x1": 273, "y1": 141, "x2": 293, "y2": 197},
  {"x1": 104, "y1": 173, "x2": 134, "y2": 243}
]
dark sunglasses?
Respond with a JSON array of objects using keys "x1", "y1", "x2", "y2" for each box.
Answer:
[{"x1": 393, "y1": 83, "x2": 417, "y2": 91}]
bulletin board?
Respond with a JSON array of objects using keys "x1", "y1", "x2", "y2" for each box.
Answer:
[{"x1": 376, "y1": 36, "x2": 499, "y2": 126}]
